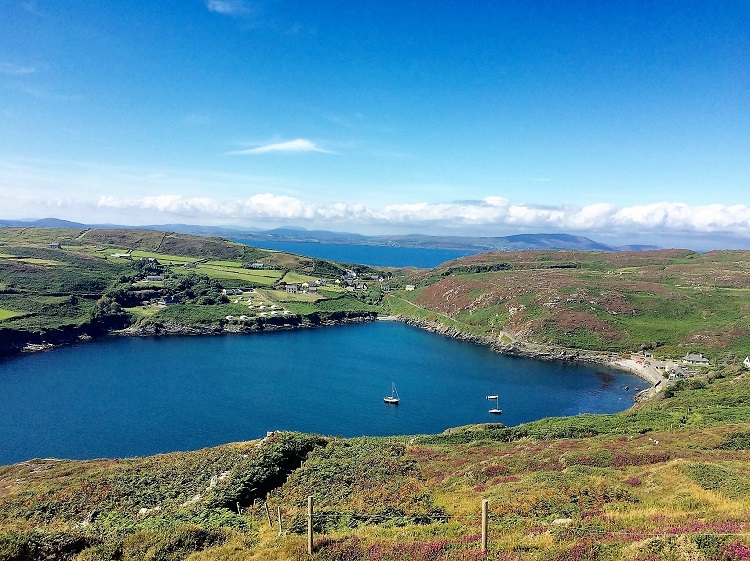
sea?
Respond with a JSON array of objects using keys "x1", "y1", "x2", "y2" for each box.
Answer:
[
  {"x1": 0, "y1": 321, "x2": 644, "y2": 465},
  {"x1": 233, "y1": 239, "x2": 483, "y2": 268}
]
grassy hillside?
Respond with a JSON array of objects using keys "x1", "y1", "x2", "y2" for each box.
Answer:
[
  {"x1": 387, "y1": 249, "x2": 750, "y2": 361},
  {"x1": 0, "y1": 228, "x2": 382, "y2": 354}
]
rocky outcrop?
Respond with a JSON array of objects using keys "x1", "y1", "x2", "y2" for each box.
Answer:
[
  {"x1": 0, "y1": 324, "x2": 98, "y2": 359},
  {"x1": 396, "y1": 317, "x2": 497, "y2": 347},
  {"x1": 395, "y1": 316, "x2": 624, "y2": 368}
]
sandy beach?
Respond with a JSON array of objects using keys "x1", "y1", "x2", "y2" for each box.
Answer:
[{"x1": 609, "y1": 356, "x2": 668, "y2": 401}]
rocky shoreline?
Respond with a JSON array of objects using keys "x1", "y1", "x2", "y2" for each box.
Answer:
[
  {"x1": 389, "y1": 315, "x2": 663, "y2": 401},
  {"x1": 115, "y1": 313, "x2": 377, "y2": 337},
  {"x1": 0, "y1": 312, "x2": 377, "y2": 359}
]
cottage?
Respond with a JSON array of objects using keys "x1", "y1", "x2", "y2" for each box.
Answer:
[
  {"x1": 285, "y1": 284, "x2": 299, "y2": 294},
  {"x1": 683, "y1": 353, "x2": 710, "y2": 365},
  {"x1": 184, "y1": 262, "x2": 197, "y2": 268},
  {"x1": 49, "y1": 243, "x2": 62, "y2": 249},
  {"x1": 158, "y1": 295, "x2": 180, "y2": 306},
  {"x1": 250, "y1": 262, "x2": 265, "y2": 269},
  {"x1": 223, "y1": 288, "x2": 243, "y2": 296},
  {"x1": 145, "y1": 275, "x2": 164, "y2": 282},
  {"x1": 744, "y1": 356, "x2": 750, "y2": 369},
  {"x1": 668, "y1": 365, "x2": 690, "y2": 380},
  {"x1": 405, "y1": 284, "x2": 416, "y2": 291}
]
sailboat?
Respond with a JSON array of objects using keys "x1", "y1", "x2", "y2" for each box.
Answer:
[
  {"x1": 384, "y1": 383, "x2": 400, "y2": 404},
  {"x1": 486, "y1": 394, "x2": 502, "y2": 414}
]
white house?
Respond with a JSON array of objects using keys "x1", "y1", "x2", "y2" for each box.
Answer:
[
  {"x1": 744, "y1": 356, "x2": 750, "y2": 369},
  {"x1": 683, "y1": 353, "x2": 710, "y2": 365}
]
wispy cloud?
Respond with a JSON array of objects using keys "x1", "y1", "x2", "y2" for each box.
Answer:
[
  {"x1": 206, "y1": 0, "x2": 254, "y2": 17},
  {"x1": 228, "y1": 138, "x2": 334, "y2": 155},
  {"x1": 0, "y1": 62, "x2": 37, "y2": 75}
]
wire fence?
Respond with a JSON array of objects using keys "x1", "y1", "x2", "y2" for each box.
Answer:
[{"x1": 248, "y1": 497, "x2": 750, "y2": 555}]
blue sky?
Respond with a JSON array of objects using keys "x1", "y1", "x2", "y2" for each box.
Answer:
[{"x1": 1, "y1": 1, "x2": 749, "y2": 249}]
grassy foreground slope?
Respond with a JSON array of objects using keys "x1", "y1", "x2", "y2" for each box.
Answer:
[{"x1": 1, "y1": 370, "x2": 750, "y2": 560}]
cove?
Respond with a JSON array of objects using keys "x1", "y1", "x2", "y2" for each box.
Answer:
[{"x1": 0, "y1": 322, "x2": 644, "y2": 465}]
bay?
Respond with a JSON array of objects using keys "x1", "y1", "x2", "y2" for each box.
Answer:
[
  {"x1": 0, "y1": 322, "x2": 643, "y2": 465},
  {"x1": 233, "y1": 239, "x2": 482, "y2": 268}
]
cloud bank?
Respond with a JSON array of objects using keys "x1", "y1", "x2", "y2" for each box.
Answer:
[{"x1": 96, "y1": 194, "x2": 750, "y2": 239}]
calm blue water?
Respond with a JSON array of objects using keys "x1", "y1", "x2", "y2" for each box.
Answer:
[
  {"x1": 0, "y1": 322, "x2": 643, "y2": 465},
  {"x1": 234, "y1": 239, "x2": 482, "y2": 268}
]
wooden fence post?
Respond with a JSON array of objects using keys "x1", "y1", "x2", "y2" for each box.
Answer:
[
  {"x1": 481, "y1": 499, "x2": 488, "y2": 552},
  {"x1": 277, "y1": 505, "x2": 283, "y2": 536},
  {"x1": 307, "y1": 496, "x2": 314, "y2": 555},
  {"x1": 265, "y1": 502, "x2": 273, "y2": 527}
]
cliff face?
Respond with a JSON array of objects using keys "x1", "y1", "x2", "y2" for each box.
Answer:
[{"x1": 396, "y1": 316, "x2": 617, "y2": 364}]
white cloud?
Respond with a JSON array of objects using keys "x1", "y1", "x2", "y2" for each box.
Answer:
[
  {"x1": 2, "y1": 159, "x2": 749, "y2": 246},
  {"x1": 228, "y1": 138, "x2": 334, "y2": 155},
  {"x1": 206, "y1": 0, "x2": 253, "y2": 16},
  {"x1": 94, "y1": 194, "x2": 750, "y2": 242}
]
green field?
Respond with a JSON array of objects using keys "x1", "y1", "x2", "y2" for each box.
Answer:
[
  {"x1": 194, "y1": 264, "x2": 283, "y2": 285},
  {"x1": 129, "y1": 250, "x2": 197, "y2": 264},
  {"x1": 0, "y1": 308, "x2": 22, "y2": 321}
]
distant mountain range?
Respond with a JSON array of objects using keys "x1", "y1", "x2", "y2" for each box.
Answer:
[{"x1": 0, "y1": 218, "x2": 659, "y2": 252}]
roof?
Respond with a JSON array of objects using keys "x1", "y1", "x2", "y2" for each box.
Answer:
[{"x1": 683, "y1": 353, "x2": 710, "y2": 363}]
